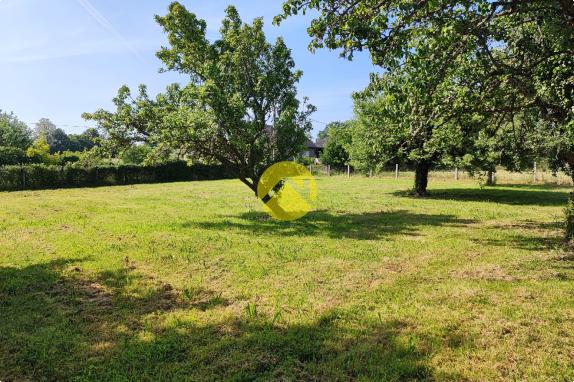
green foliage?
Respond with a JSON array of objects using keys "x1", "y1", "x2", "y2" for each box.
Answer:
[
  {"x1": 0, "y1": 146, "x2": 27, "y2": 166},
  {"x1": 84, "y1": 2, "x2": 315, "y2": 194},
  {"x1": 54, "y1": 151, "x2": 81, "y2": 166},
  {"x1": 294, "y1": 156, "x2": 313, "y2": 166},
  {"x1": 349, "y1": 64, "x2": 476, "y2": 194},
  {"x1": 34, "y1": 118, "x2": 100, "y2": 153},
  {"x1": 320, "y1": 121, "x2": 352, "y2": 167},
  {"x1": 277, "y1": 0, "x2": 574, "y2": 174},
  {"x1": 121, "y1": 145, "x2": 152, "y2": 165},
  {"x1": 0, "y1": 161, "x2": 233, "y2": 192},
  {"x1": 0, "y1": 111, "x2": 32, "y2": 150},
  {"x1": 26, "y1": 135, "x2": 55, "y2": 164}
]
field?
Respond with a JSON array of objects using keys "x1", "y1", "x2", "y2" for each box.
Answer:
[{"x1": 1, "y1": 176, "x2": 573, "y2": 381}]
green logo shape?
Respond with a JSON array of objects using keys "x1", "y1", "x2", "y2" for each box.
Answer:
[{"x1": 257, "y1": 161, "x2": 317, "y2": 221}]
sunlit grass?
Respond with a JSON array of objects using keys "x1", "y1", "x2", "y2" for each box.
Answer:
[{"x1": 0, "y1": 176, "x2": 573, "y2": 381}]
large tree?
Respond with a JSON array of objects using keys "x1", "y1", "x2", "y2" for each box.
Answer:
[
  {"x1": 277, "y1": 0, "x2": 574, "y2": 229},
  {"x1": 276, "y1": 0, "x2": 573, "y2": 162},
  {"x1": 351, "y1": 63, "x2": 478, "y2": 195},
  {"x1": 0, "y1": 111, "x2": 32, "y2": 150},
  {"x1": 84, "y1": 3, "x2": 314, "y2": 194}
]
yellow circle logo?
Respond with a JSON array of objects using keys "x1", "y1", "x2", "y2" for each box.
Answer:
[{"x1": 257, "y1": 161, "x2": 317, "y2": 221}]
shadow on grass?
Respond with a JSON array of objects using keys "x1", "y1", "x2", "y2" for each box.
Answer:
[
  {"x1": 394, "y1": 186, "x2": 569, "y2": 207},
  {"x1": 473, "y1": 221, "x2": 564, "y2": 252},
  {"x1": 182, "y1": 210, "x2": 476, "y2": 240},
  {"x1": 0, "y1": 259, "x2": 470, "y2": 381}
]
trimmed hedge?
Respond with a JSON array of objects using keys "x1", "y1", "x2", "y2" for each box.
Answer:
[{"x1": 0, "y1": 161, "x2": 235, "y2": 192}]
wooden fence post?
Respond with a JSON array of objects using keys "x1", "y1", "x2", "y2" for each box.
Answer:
[
  {"x1": 20, "y1": 165, "x2": 26, "y2": 189},
  {"x1": 455, "y1": 167, "x2": 459, "y2": 181},
  {"x1": 327, "y1": 165, "x2": 331, "y2": 177},
  {"x1": 347, "y1": 165, "x2": 350, "y2": 178},
  {"x1": 533, "y1": 162, "x2": 537, "y2": 183},
  {"x1": 395, "y1": 164, "x2": 399, "y2": 179},
  {"x1": 369, "y1": 168, "x2": 373, "y2": 178}
]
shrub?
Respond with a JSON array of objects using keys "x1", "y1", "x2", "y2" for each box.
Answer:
[{"x1": 0, "y1": 146, "x2": 27, "y2": 166}]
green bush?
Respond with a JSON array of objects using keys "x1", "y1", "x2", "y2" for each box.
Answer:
[
  {"x1": 0, "y1": 161, "x2": 234, "y2": 192},
  {"x1": 0, "y1": 146, "x2": 27, "y2": 166}
]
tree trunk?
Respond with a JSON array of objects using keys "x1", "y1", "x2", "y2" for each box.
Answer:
[
  {"x1": 413, "y1": 162, "x2": 430, "y2": 196},
  {"x1": 566, "y1": 192, "x2": 574, "y2": 242},
  {"x1": 486, "y1": 170, "x2": 496, "y2": 186},
  {"x1": 240, "y1": 177, "x2": 258, "y2": 195}
]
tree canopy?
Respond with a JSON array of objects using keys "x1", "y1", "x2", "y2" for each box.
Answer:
[
  {"x1": 84, "y1": 2, "x2": 314, "y2": 193},
  {"x1": 0, "y1": 111, "x2": 32, "y2": 150},
  {"x1": 277, "y1": 0, "x2": 574, "y2": 193}
]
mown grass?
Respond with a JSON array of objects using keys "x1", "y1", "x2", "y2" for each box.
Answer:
[{"x1": 1, "y1": 176, "x2": 573, "y2": 381}]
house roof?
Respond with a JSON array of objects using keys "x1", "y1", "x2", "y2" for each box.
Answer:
[{"x1": 306, "y1": 139, "x2": 326, "y2": 149}]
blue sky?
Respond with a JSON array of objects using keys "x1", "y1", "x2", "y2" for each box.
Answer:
[{"x1": 0, "y1": 0, "x2": 376, "y2": 138}]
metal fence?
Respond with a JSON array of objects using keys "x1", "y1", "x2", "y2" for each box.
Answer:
[{"x1": 305, "y1": 164, "x2": 574, "y2": 186}]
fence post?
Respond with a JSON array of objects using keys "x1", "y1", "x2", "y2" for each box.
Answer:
[
  {"x1": 20, "y1": 165, "x2": 26, "y2": 189},
  {"x1": 347, "y1": 165, "x2": 350, "y2": 178},
  {"x1": 395, "y1": 164, "x2": 399, "y2": 179},
  {"x1": 327, "y1": 165, "x2": 331, "y2": 177},
  {"x1": 533, "y1": 162, "x2": 537, "y2": 183},
  {"x1": 369, "y1": 168, "x2": 373, "y2": 178},
  {"x1": 455, "y1": 167, "x2": 459, "y2": 181},
  {"x1": 308, "y1": 165, "x2": 312, "y2": 175}
]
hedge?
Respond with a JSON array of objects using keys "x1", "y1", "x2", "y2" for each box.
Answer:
[{"x1": 0, "y1": 161, "x2": 235, "y2": 192}]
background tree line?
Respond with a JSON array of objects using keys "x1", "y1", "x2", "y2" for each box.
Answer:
[{"x1": 0, "y1": 112, "x2": 100, "y2": 166}]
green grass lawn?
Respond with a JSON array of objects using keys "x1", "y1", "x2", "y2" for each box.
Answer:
[{"x1": 1, "y1": 176, "x2": 573, "y2": 381}]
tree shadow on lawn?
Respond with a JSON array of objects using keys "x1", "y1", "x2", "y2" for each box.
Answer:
[
  {"x1": 0, "y1": 259, "x2": 470, "y2": 381},
  {"x1": 183, "y1": 210, "x2": 476, "y2": 240},
  {"x1": 475, "y1": 221, "x2": 564, "y2": 252},
  {"x1": 394, "y1": 186, "x2": 569, "y2": 207}
]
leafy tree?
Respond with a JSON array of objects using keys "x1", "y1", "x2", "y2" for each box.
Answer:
[
  {"x1": 68, "y1": 128, "x2": 101, "y2": 152},
  {"x1": 34, "y1": 118, "x2": 57, "y2": 139},
  {"x1": 277, "y1": 0, "x2": 483, "y2": 195},
  {"x1": 277, "y1": 0, "x2": 574, "y2": 231},
  {"x1": 0, "y1": 111, "x2": 32, "y2": 150},
  {"x1": 317, "y1": 121, "x2": 345, "y2": 141},
  {"x1": 320, "y1": 121, "x2": 352, "y2": 167},
  {"x1": 84, "y1": 3, "x2": 314, "y2": 194},
  {"x1": 34, "y1": 118, "x2": 74, "y2": 154},
  {"x1": 26, "y1": 135, "x2": 53, "y2": 164},
  {"x1": 50, "y1": 128, "x2": 71, "y2": 153}
]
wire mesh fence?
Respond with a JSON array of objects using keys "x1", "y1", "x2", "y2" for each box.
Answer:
[{"x1": 305, "y1": 164, "x2": 574, "y2": 186}]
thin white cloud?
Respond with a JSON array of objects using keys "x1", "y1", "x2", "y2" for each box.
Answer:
[
  {"x1": 75, "y1": 0, "x2": 144, "y2": 61},
  {"x1": 0, "y1": 38, "x2": 155, "y2": 64}
]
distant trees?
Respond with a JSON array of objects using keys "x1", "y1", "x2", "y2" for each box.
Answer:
[
  {"x1": 0, "y1": 111, "x2": 100, "y2": 166},
  {"x1": 34, "y1": 118, "x2": 99, "y2": 154},
  {"x1": 0, "y1": 111, "x2": 32, "y2": 150},
  {"x1": 34, "y1": 118, "x2": 57, "y2": 140},
  {"x1": 319, "y1": 121, "x2": 352, "y2": 167},
  {"x1": 84, "y1": 2, "x2": 314, "y2": 194}
]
